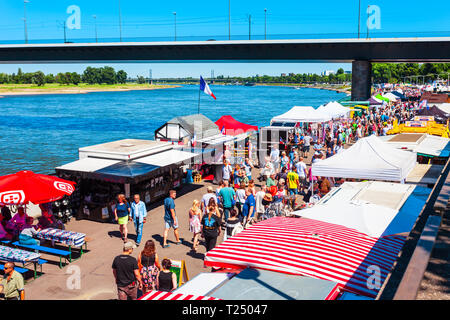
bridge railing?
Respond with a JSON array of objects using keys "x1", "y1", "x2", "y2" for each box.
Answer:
[{"x1": 376, "y1": 156, "x2": 450, "y2": 300}]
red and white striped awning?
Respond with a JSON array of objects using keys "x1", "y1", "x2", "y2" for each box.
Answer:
[
  {"x1": 204, "y1": 217, "x2": 405, "y2": 298},
  {"x1": 139, "y1": 290, "x2": 221, "y2": 301}
]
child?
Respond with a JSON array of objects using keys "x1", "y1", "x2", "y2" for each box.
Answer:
[
  {"x1": 19, "y1": 217, "x2": 41, "y2": 246},
  {"x1": 156, "y1": 258, "x2": 177, "y2": 292}
]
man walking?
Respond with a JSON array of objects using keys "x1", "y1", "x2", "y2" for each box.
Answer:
[
  {"x1": 112, "y1": 241, "x2": 142, "y2": 300},
  {"x1": 0, "y1": 262, "x2": 25, "y2": 300},
  {"x1": 130, "y1": 194, "x2": 147, "y2": 247},
  {"x1": 218, "y1": 180, "x2": 236, "y2": 227},
  {"x1": 295, "y1": 157, "x2": 307, "y2": 193},
  {"x1": 163, "y1": 190, "x2": 181, "y2": 248}
]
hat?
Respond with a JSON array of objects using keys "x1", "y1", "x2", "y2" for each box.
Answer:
[{"x1": 123, "y1": 241, "x2": 136, "y2": 251}]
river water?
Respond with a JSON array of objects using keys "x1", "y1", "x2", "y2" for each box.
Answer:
[{"x1": 0, "y1": 85, "x2": 345, "y2": 175}]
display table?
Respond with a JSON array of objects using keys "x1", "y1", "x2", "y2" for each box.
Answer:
[
  {"x1": 36, "y1": 228, "x2": 87, "y2": 262},
  {"x1": 37, "y1": 228, "x2": 85, "y2": 247}
]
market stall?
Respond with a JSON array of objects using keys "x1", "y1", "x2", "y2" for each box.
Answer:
[
  {"x1": 311, "y1": 135, "x2": 417, "y2": 182},
  {"x1": 316, "y1": 101, "x2": 351, "y2": 119},
  {"x1": 55, "y1": 139, "x2": 198, "y2": 222},
  {"x1": 204, "y1": 216, "x2": 405, "y2": 298},
  {"x1": 292, "y1": 181, "x2": 431, "y2": 237}
]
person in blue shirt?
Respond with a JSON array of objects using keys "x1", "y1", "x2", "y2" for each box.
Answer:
[
  {"x1": 242, "y1": 188, "x2": 256, "y2": 227},
  {"x1": 201, "y1": 201, "x2": 221, "y2": 252},
  {"x1": 130, "y1": 194, "x2": 147, "y2": 246},
  {"x1": 163, "y1": 190, "x2": 180, "y2": 248},
  {"x1": 218, "y1": 180, "x2": 236, "y2": 225}
]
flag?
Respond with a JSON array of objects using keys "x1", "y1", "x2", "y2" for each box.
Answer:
[
  {"x1": 295, "y1": 122, "x2": 300, "y2": 128},
  {"x1": 280, "y1": 137, "x2": 284, "y2": 144},
  {"x1": 220, "y1": 126, "x2": 225, "y2": 134},
  {"x1": 200, "y1": 76, "x2": 216, "y2": 100},
  {"x1": 418, "y1": 99, "x2": 427, "y2": 109},
  {"x1": 191, "y1": 133, "x2": 197, "y2": 147}
]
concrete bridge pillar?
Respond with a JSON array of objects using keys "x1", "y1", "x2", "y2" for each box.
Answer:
[{"x1": 351, "y1": 60, "x2": 372, "y2": 101}]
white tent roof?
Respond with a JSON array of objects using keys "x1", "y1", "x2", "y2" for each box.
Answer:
[
  {"x1": 292, "y1": 181, "x2": 430, "y2": 237},
  {"x1": 382, "y1": 93, "x2": 400, "y2": 102},
  {"x1": 271, "y1": 106, "x2": 331, "y2": 123},
  {"x1": 317, "y1": 101, "x2": 351, "y2": 119},
  {"x1": 55, "y1": 157, "x2": 120, "y2": 172},
  {"x1": 311, "y1": 135, "x2": 417, "y2": 181},
  {"x1": 434, "y1": 103, "x2": 450, "y2": 114},
  {"x1": 136, "y1": 149, "x2": 197, "y2": 167},
  {"x1": 295, "y1": 201, "x2": 398, "y2": 238}
]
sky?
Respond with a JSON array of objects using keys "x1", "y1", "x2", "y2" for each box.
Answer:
[{"x1": 0, "y1": 0, "x2": 448, "y2": 77}]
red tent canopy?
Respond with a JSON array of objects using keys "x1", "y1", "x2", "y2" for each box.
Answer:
[
  {"x1": 204, "y1": 216, "x2": 405, "y2": 298},
  {"x1": 215, "y1": 115, "x2": 258, "y2": 136}
]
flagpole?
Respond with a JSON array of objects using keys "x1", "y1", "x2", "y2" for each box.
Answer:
[{"x1": 198, "y1": 77, "x2": 201, "y2": 114}]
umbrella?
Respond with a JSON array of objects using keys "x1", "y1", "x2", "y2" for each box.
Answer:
[{"x1": 0, "y1": 170, "x2": 76, "y2": 205}]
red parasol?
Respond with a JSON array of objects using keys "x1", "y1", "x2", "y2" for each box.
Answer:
[{"x1": 0, "y1": 170, "x2": 76, "y2": 205}]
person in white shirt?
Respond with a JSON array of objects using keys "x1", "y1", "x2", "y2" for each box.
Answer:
[
  {"x1": 269, "y1": 146, "x2": 280, "y2": 173},
  {"x1": 295, "y1": 157, "x2": 307, "y2": 193},
  {"x1": 222, "y1": 160, "x2": 233, "y2": 182},
  {"x1": 255, "y1": 185, "x2": 267, "y2": 221}
]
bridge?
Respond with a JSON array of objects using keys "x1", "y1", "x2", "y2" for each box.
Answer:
[{"x1": 1, "y1": 37, "x2": 449, "y2": 100}]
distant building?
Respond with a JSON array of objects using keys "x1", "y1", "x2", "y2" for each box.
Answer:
[
  {"x1": 281, "y1": 73, "x2": 287, "y2": 77},
  {"x1": 344, "y1": 71, "x2": 352, "y2": 74},
  {"x1": 321, "y1": 70, "x2": 335, "y2": 76}
]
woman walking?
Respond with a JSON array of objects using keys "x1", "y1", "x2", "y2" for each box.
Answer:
[
  {"x1": 138, "y1": 240, "x2": 161, "y2": 294},
  {"x1": 189, "y1": 200, "x2": 202, "y2": 253},
  {"x1": 201, "y1": 198, "x2": 221, "y2": 252},
  {"x1": 156, "y1": 258, "x2": 177, "y2": 292},
  {"x1": 114, "y1": 194, "x2": 131, "y2": 242}
]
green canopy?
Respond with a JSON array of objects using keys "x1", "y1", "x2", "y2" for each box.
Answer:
[{"x1": 375, "y1": 94, "x2": 390, "y2": 102}]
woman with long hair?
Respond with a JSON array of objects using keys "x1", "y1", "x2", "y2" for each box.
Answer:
[
  {"x1": 206, "y1": 198, "x2": 221, "y2": 219},
  {"x1": 138, "y1": 240, "x2": 161, "y2": 294},
  {"x1": 114, "y1": 194, "x2": 131, "y2": 242},
  {"x1": 189, "y1": 200, "x2": 202, "y2": 253},
  {"x1": 201, "y1": 198, "x2": 221, "y2": 252}
]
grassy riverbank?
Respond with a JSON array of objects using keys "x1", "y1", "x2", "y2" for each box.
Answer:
[
  {"x1": 0, "y1": 83, "x2": 180, "y2": 97},
  {"x1": 254, "y1": 82, "x2": 351, "y2": 94}
]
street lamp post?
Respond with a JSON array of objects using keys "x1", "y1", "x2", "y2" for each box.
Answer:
[
  {"x1": 93, "y1": 15, "x2": 98, "y2": 43},
  {"x1": 248, "y1": 14, "x2": 251, "y2": 40},
  {"x1": 23, "y1": 0, "x2": 29, "y2": 44},
  {"x1": 367, "y1": 5, "x2": 369, "y2": 39},
  {"x1": 228, "y1": 0, "x2": 231, "y2": 40},
  {"x1": 358, "y1": 0, "x2": 361, "y2": 39},
  {"x1": 173, "y1": 12, "x2": 177, "y2": 41},
  {"x1": 118, "y1": 0, "x2": 122, "y2": 42},
  {"x1": 264, "y1": 8, "x2": 267, "y2": 40}
]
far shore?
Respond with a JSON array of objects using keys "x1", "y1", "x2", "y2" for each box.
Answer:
[
  {"x1": 0, "y1": 83, "x2": 180, "y2": 98},
  {"x1": 253, "y1": 82, "x2": 351, "y2": 94}
]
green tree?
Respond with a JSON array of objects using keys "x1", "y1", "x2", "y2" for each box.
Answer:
[
  {"x1": 137, "y1": 76, "x2": 146, "y2": 84},
  {"x1": 116, "y1": 70, "x2": 127, "y2": 84},
  {"x1": 336, "y1": 68, "x2": 344, "y2": 75},
  {"x1": 82, "y1": 67, "x2": 101, "y2": 84},
  {"x1": 100, "y1": 66, "x2": 116, "y2": 84},
  {"x1": 55, "y1": 72, "x2": 66, "y2": 85},
  {"x1": 31, "y1": 71, "x2": 45, "y2": 86},
  {"x1": 45, "y1": 73, "x2": 55, "y2": 83},
  {"x1": 70, "y1": 72, "x2": 81, "y2": 85}
]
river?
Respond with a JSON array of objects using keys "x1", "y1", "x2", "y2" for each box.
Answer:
[{"x1": 0, "y1": 84, "x2": 345, "y2": 175}]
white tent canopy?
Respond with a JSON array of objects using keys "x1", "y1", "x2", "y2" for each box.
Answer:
[
  {"x1": 271, "y1": 106, "x2": 331, "y2": 124},
  {"x1": 291, "y1": 181, "x2": 430, "y2": 238},
  {"x1": 295, "y1": 201, "x2": 398, "y2": 238},
  {"x1": 382, "y1": 92, "x2": 400, "y2": 102},
  {"x1": 311, "y1": 135, "x2": 417, "y2": 181},
  {"x1": 317, "y1": 101, "x2": 351, "y2": 119}
]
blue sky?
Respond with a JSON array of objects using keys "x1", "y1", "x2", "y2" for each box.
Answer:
[{"x1": 0, "y1": 0, "x2": 448, "y2": 77}]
